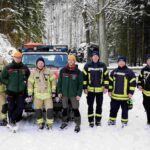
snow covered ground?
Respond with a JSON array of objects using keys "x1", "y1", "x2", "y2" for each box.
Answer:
[{"x1": 0, "y1": 63, "x2": 150, "y2": 150}]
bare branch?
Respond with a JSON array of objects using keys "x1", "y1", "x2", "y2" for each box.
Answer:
[
  {"x1": 106, "y1": 7, "x2": 131, "y2": 15},
  {"x1": 96, "y1": 0, "x2": 111, "y2": 16}
]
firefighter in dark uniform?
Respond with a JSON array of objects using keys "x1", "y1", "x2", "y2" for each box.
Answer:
[
  {"x1": 83, "y1": 50, "x2": 109, "y2": 127},
  {"x1": 138, "y1": 54, "x2": 150, "y2": 125},
  {"x1": 108, "y1": 56, "x2": 136, "y2": 127}
]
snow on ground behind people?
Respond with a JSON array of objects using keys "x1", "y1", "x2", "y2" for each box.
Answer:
[{"x1": 0, "y1": 63, "x2": 150, "y2": 150}]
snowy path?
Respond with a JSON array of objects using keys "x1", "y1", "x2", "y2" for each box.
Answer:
[
  {"x1": 0, "y1": 89, "x2": 150, "y2": 150},
  {"x1": 0, "y1": 63, "x2": 150, "y2": 150}
]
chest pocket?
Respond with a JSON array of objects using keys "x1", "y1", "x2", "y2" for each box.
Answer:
[
  {"x1": 88, "y1": 67, "x2": 103, "y2": 86},
  {"x1": 35, "y1": 76, "x2": 39, "y2": 80},
  {"x1": 71, "y1": 74, "x2": 77, "y2": 80},
  {"x1": 44, "y1": 74, "x2": 49, "y2": 81},
  {"x1": 113, "y1": 72, "x2": 128, "y2": 95}
]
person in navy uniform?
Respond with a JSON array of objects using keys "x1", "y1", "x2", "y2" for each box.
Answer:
[
  {"x1": 138, "y1": 54, "x2": 150, "y2": 125},
  {"x1": 83, "y1": 49, "x2": 109, "y2": 127},
  {"x1": 108, "y1": 56, "x2": 136, "y2": 127}
]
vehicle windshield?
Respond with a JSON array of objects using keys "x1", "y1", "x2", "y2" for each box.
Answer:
[{"x1": 22, "y1": 54, "x2": 68, "y2": 68}]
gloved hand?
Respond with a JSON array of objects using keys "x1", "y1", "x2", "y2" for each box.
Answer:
[
  {"x1": 58, "y1": 93, "x2": 62, "y2": 99},
  {"x1": 127, "y1": 99, "x2": 133, "y2": 110},
  {"x1": 52, "y1": 92, "x2": 56, "y2": 98},
  {"x1": 25, "y1": 95, "x2": 33, "y2": 103}
]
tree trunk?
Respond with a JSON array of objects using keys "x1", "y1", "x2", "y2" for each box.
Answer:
[
  {"x1": 98, "y1": 0, "x2": 108, "y2": 65},
  {"x1": 127, "y1": 17, "x2": 131, "y2": 65},
  {"x1": 141, "y1": 20, "x2": 145, "y2": 64},
  {"x1": 82, "y1": 1, "x2": 90, "y2": 61}
]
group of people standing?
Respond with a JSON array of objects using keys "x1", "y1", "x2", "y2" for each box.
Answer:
[{"x1": 0, "y1": 49, "x2": 150, "y2": 133}]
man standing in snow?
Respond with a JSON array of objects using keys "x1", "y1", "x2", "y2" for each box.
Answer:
[
  {"x1": 1, "y1": 51, "x2": 30, "y2": 130},
  {"x1": 108, "y1": 56, "x2": 136, "y2": 127},
  {"x1": 0, "y1": 55, "x2": 8, "y2": 126},
  {"x1": 57, "y1": 55, "x2": 83, "y2": 133},
  {"x1": 28, "y1": 57, "x2": 56, "y2": 130},
  {"x1": 83, "y1": 49, "x2": 109, "y2": 127},
  {"x1": 138, "y1": 54, "x2": 150, "y2": 125}
]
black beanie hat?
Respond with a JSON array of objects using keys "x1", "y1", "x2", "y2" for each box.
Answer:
[
  {"x1": 36, "y1": 57, "x2": 45, "y2": 66},
  {"x1": 146, "y1": 54, "x2": 150, "y2": 60},
  {"x1": 91, "y1": 50, "x2": 99, "y2": 57},
  {"x1": 117, "y1": 56, "x2": 127, "y2": 63}
]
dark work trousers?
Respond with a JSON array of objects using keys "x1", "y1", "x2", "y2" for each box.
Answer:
[
  {"x1": 62, "y1": 97, "x2": 81, "y2": 126},
  {"x1": 109, "y1": 99, "x2": 128, "y2": 123},
  {"x1": 87, "y1": 92, "x2": 103, "y2": 123},
  {"x1": 7, "y1": 93, "x2": 25, "y2": 123},
  {"x1": 143, "y1": 94, "x2": 150, "y2": 124}
]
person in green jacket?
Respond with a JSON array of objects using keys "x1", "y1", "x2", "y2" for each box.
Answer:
[
  {"x1": 57, "y1": 55, "x2": 83, "y2": 133},
  {"x1": 1, "y1": 51, "x2": 30, "y2": 129}
]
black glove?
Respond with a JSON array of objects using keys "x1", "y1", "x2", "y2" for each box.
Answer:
[{"x1": 127, "y1": 99, "x2": 133, "y2": 110}]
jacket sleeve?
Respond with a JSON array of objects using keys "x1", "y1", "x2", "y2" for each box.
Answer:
[
  {"x1": 77, "y1": 70, "x2": 83, "y2": 97},
  {"x1": 82, "y1": 64, "x2": 88, "y2": 89},
  {"x1": 25, "y1": 66, "x2": 30, "y2": 80},
  {"x1": 108, "y1": 70, "x2": 114, "y2": 92},
  {"x1": 103, "y1": 65, "x2": 109, "y2": 89},
  {"x1": 137, "y1": 69, "x2": 144, "y2": 88},
  {"x1": 27, "y1": 71, "x2": 35, "y2": 96},
  {"x1": 0, "y1": 66, "x2": 9, "y2": 85},
  {"x1": 49, "y1": 71, "x2": 56, "y2": 93},
  {"x1": 57, "y1": 69, "x2": 63, "y2": 94},
  {"x1": 128, "y1": 70, "x2": 136, "y2": 95}
]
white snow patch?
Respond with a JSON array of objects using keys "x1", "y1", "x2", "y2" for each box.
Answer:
[{"x1": 0, "y1": 63, "x2": 150, "y2": 150}]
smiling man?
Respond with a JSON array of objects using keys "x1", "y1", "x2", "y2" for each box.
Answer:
[
  {"x1": 83, "y1": 49, "x2": 109, "y2": 127},
  {"x1": 108, "y1": 56, "x2": 136, "y2": 127},
  {"x1": 28, "y1": 57, "x2": 56, "y2": 130},
  {"x1": 1, "y1": 51, "x2": 30, "y2": 130},
  {"x1": 57, "y1": 55, "x2": 83, "y2": 133}
]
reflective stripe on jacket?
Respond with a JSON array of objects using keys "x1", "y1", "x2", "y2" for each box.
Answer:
[
  {"x1": 138, "y1": 65, "x2": 150, "y2": 96},
  {"x1": 28, "y1": 67, "x2": 56, "y2": 100},
  {"x1": 83, "y1": 61, "x2": 109, "y2": 93},
  {"x1": 109, "y1": 66, "x2": 136, "y2": 100}
]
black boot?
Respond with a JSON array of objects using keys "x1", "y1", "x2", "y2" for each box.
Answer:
[
  {"x1": 74, "y1": 125, "x2": 80, "y2": 133},
  {"x1": 60, "y1": 122, "x2": 68, "y2": 129},
  {"x1": 38, "y1": 123, "x2": 44, "y2": 130},
  {"x1": 95, "y1": 121, "x2": 101, "y2": 126},
  {"x1": 108, "y1": 120, "x2": 116, "y2": 126},
  {"x1": 89, "y1": 122, "x2": 94, "y2": 128},
  {"x1": 0, "y1": 119, "x2": 7, "y2": 126}
]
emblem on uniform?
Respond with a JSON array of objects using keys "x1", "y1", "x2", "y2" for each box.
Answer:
[{"x1": 72, "y1": 75, "x2": 76, "y2": 80}]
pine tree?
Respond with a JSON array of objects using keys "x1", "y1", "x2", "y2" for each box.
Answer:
[{"x1": 0, "y1": 0, "x2": 45, "y2": 47}]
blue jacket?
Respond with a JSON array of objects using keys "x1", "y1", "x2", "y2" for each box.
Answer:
[
  {"x1": 138, "y1": 65, "x2": 150, "y2": 96},
  {"x1": 83, "y1": 61, "x2": 109, "y2": 93},
  {"x1": 109, "y1": 66, "x2": 136, "y2": 100}
]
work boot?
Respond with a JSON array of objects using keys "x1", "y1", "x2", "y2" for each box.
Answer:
[
  {"x1": 74, "y1": 125, "x2": 80, "y2": 133},
  {"x1": 60, "y1": 122, "x2": 68, "y2": 129},
  {"x1": 108, "y1": 120, "x2": 116, "y2": 126},
  {"x1": 89, "y1": 122, "x2": 94, "y2": 128}
]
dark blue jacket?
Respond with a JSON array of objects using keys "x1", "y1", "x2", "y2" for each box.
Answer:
[
  {"x1": 83, "y1": 61, "x2": 109, "y2": 93},
  {"x1": 138, "y1": 65, "x2": 150, "y2": 96},
  {"x1": 109, "y1": 66, "x2": 136, "y2": 100}
]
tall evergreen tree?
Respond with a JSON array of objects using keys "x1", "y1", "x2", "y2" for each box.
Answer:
[{"x1": 0, "y1": 0, "x2": 45, "y2": 47}]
